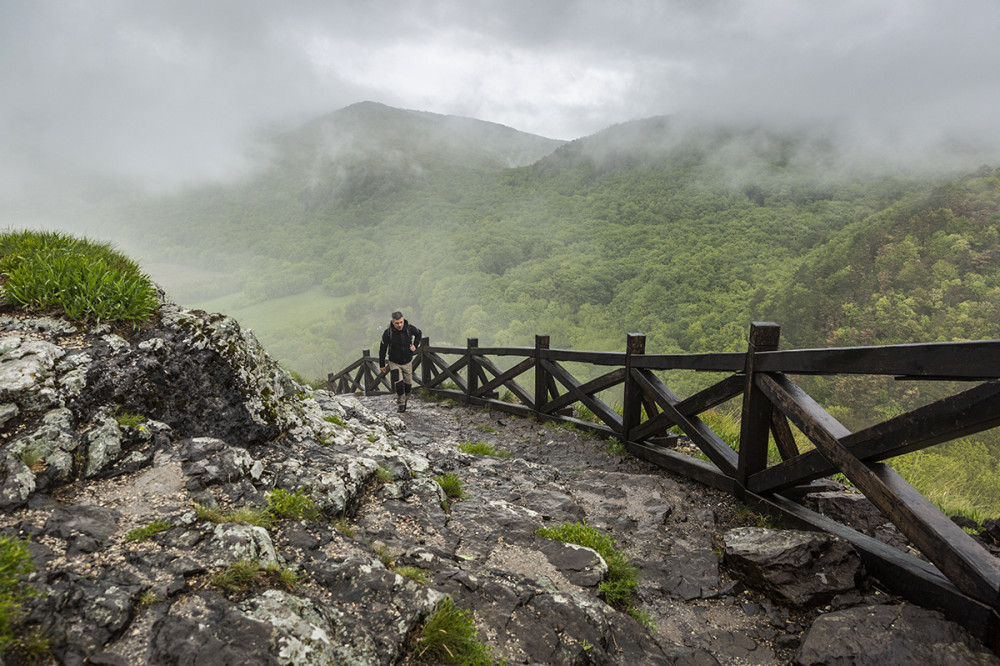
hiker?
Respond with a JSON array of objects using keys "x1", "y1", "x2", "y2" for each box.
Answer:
[{"x1": 378, "y1": 310, "x2": 422, "y2": 412}]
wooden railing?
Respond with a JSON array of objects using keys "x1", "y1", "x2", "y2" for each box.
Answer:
[{"x1": 329, "y1": 323, "x2": 1000, "y2": 649}]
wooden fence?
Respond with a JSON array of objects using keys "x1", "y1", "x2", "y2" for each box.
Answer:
[{"x1": 329, "y1": 323, "x2": 1000, "y2": 649}]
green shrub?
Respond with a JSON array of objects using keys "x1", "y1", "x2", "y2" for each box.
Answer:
[
  {"x1": 0, "y1": 230, "x2": 158, "y2": 326},
  {"x1": 457, "y1": 441, "x2": 511, "y2": 457},
  {"x1": 124, "y1": 520, "x2": 173, "y2": 542},
  {"x1": 414, "y1": 597, "x2": 494, "y2": 665},
  {"x1": 266, "y1": 488, "x2": 320, "y2": 521},
  {"x1": 0, "y1": 536, "x2": 36, "y2": 650}
]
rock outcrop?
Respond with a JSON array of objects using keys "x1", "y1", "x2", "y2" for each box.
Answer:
[{"x1": 1, "y1": 302, "x2": 998, "y2": 665}]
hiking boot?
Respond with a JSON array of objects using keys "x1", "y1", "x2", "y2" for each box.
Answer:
[{"x1": 397, "y1": 403, "x2": 406, "y2": 413}]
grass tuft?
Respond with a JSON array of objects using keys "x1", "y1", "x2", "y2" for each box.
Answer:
[
  {"x1": 434, "y1": 473, "x2": 468, "y2": 500},
  {"x1": 414, "y1": 597, "x2": 494, "y2": 665},
  {"x1": 457, "y1": 441, "x2": 511, "y2": 457},
  {"x1": 124, "y1": 520, "x2": 173, "y2": 542},
  {"x1": 0, "y1": 229, "x2": 158, "y2": 326},
  {"x1": 0, "y1": 536, "x2": 37, "y2": 651},
  {"x1": 266, "y1": 488, "x2": 320, "y2": 521}
]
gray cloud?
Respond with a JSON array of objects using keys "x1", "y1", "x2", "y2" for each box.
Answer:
[{"x1": 2, "y1": 0, "x2": 999, "y2": 202}]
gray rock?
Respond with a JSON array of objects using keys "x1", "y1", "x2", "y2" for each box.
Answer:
[
  {"x1": 724, "y1": 527, "x2": 864, "y2": 607},
  {"x1": 796, "y1": 604, "x2": 1000, "y2": 665},
  {"x1": 538, "y1": 538, "x2": 608, "y2": 587}
]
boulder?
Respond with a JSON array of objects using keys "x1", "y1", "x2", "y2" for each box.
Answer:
[
  {"x1": 796, "y1": 604, "x2": 1000, "y2": 665},
  {"x1": 724, "y1": 527, "x2": 864, "y2": 607}
]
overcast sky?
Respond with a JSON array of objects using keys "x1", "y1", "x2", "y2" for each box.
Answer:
[{"x1": 3, "y1": 0, "x2": 1000, "y2": 195}]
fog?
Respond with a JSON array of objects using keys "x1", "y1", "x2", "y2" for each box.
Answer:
[{"x1": 3, "y1": 0, "x2": 1000, "y2": 208}]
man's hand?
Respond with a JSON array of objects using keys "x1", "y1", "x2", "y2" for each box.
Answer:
[
  {"x1": 409, "y1": 344, "x2": 416, "y2": 352},
  {"x1": 380, "y1": 366, "x2": 386, "y2": 373}
]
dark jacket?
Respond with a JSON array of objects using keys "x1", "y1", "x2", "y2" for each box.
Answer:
[{"x1": 379, "y1": 319, "x2": 422, "y2": 366}]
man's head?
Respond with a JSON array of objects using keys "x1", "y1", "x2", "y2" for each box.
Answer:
[{"x1": 391, "y1": 311, "x2": 404, "y2": 329}]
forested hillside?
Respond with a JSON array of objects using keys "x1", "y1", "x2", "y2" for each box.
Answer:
[{"x1": 116, "y1": 103, "x2": 999, "y2": 388}]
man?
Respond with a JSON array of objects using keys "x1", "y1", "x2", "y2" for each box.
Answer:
[{"x1": 378, "y1": 310, "x2": 422, "y2": 412}]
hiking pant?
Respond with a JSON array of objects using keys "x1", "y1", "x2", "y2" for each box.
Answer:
[{"x1": 388, "y1": 361, "x2": 413, "y2": 405}]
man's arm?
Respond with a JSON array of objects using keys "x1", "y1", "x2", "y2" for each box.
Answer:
[
  {"x1": 409, "y1": 325, "x2": 422, "y2": 350},
  {"x1": 378, "y1": 329, "x2": 389, "y2": 369}
]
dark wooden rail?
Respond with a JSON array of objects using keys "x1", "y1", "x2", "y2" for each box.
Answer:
[{"x1": 329, "y1": 324, "x2": 1000, "y2": 649}]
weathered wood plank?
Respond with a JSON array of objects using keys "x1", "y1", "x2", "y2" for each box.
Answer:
[
  {"x1": 632, "y1": 353, "x2": 745, "y2": 372},
  {"x1": 538, "y1": 348, "x2": 627, "y2": 366},
  {"x1": 630, "y1": 410, "x2": 678, "y2": 442},
  {"x1": 755, "y1": 340, "x2": 1000, "y2": 378},
  {"x1": 674, "y1": 374, "x2": 746, "y2": 417},
  {"x1": 738, "y1": 323, "x2": 781, "y2": 487},
  {"x1": 473, "y1": 356, "x2": 535, "y2": 400},
  {"x1": 625, "y1": 441, "x2": 736, "y2": 493},
  {"x1": 540, "y1": 367, "x2": 625, "y2": 415},
  {"x1": 750, "y1": 380, "x2": 1000, "y2": 493},
  {"x1": 770, "y1": 411, "x2": 800, "y2": 461},
  {"x1": 539, "y1": 359, "x2": 624, "y2": 430},
  {"x1": 632, "y1": 368, "x2": 738, "y2": 476},
  {"x1": 757, "y1": 372, "x2": 1000, "y2": 605}
]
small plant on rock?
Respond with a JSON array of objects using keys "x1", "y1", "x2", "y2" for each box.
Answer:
[
  {"x1": 0, "y1": 536, "x2": 37, "y2": 651},
  {"x1": 413, "y1": 597, "x2": 494, "y2": 665},
  {"x1": 434, "y1": 474, "x2": 467, "y2": 501},
  {"x1": 194, "y1": 503, "x2": 273, "y2": 528},
  {"x1": 394, "y1": 565, "x2": 430, "y2": 585},
  {"x1": 604, "y1": 437, "x2": 629, "y2": 457},
  {"x1": 210, "y1": 560, "x2": 301, "y2": 596},
  {"x1": 125, "y1": 520, "x2": 173, "y2": 542},
  {"x1": 267, "y1": 488, "x2": 320, "y2": 521},
  {"x1": 457, "y1": 441, "x2": 511, "y2": 458},
  {"x1": 113, "y1": 408, "x2": 147, "y2": 429},
  {"x1": 16, "y1": 446, "x2": 46, "y2": 473},
  {"x1": 324, "y1": 414, "x2": 346, "y2": 427}
]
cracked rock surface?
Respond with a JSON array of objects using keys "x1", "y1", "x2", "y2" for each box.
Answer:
[{"x1": 1, "y1": 303, "x2": 997, "y2": 665}]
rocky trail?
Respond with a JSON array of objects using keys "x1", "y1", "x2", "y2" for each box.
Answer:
[{"x1": 1, "y1": 305, "x2": 998, "y2": 665}]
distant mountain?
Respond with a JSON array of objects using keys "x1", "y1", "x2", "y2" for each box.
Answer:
[{"x1": 114, "y1": 102, "x2": 998, "y2": 400}]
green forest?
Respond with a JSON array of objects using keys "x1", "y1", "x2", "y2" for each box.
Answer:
[{"x1": 106, "y1": 102, "x2": 1000, "y2": 518}]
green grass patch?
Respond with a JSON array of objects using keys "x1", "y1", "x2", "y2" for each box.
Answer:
[
  {"x1": 457, "y1": 441, "x2": 511, "y2": 458},
  {"x1": 209, "y1": 560, "x2": 302, "y2": 595},
  {"x1": 0, "y1": 536, "x2": 37, "y2": 651},
  {"x1": 414, "y1": 597, "x2": 494, "y2": 665},
  {"x1": 124, "y1": 520, "x2": 173, "y2": 542},
  {"x1": 536, "y1": 521, "x2": 652, "y2": 627},
  {"x1": 324, "y1": 414, "x2": 347, "y2": 427},
  {"x1": 604, "y1": 437, "x2": 629, "y2": 457},
  {"x1": 394, "y1": 565, "x2": 430, "y2": 585},
  {"x1": 434, "y1": 473, "x2": 468, "y2": 500},
  {"x1": 267, "y1": 488, "x2": 321, "y2": 521},
  {"x1": 0, "y1": 229, "x2": 158, "y2": 326},
  {"x1": 194, "y1": 503, "x2": 273, "y2": 528},
  {"x1": 113, "y1": 408, "x2": 147, "y2": 429}
]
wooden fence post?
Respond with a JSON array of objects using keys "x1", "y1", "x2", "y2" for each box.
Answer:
[
  {"x1": 420, "y1": 337, "x2": 430, "y2": 388},
  {"x1": 534, "y1": 334, "x2": 550, "y2": 416},
  {"x1": 737, "y1": 322, "x2": 781, "y2": 491},
  {"x1": 467, "y1": 338, "x2": 479, "y2": 404},
  {"x1": 623, "y1": 333, "x2": 646, "y2": 443},
  {"x1": 361, "y1": 348, "x2": 374, "y2": 396}
]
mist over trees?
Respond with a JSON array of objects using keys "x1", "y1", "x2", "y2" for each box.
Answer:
[{"x1": 108, "y1": 104, "x2": 998, "y2": 408}]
